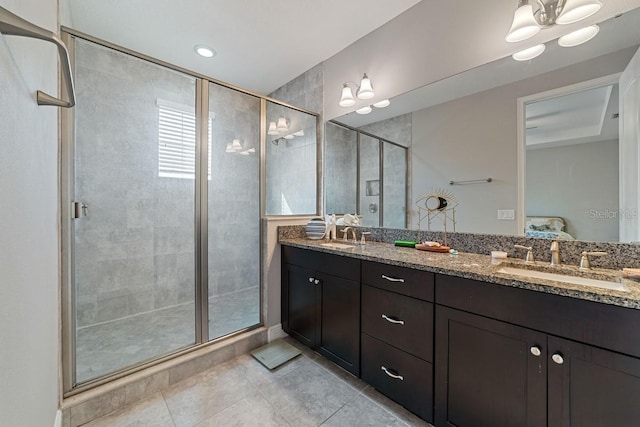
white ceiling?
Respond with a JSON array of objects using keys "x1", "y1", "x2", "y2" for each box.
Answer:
[
  {"x1": 526, "y1": 84, "x2": 619, "y2": 149},
  {"x1": 62, "y1": 0, "x2": 422, "y2": 94}
]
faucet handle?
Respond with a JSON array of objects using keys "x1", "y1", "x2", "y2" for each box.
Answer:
[
  {"x1": 341, "y1": 227, "x2": 351, "y2": 242},
  {"x1": 579, "y1": 251, "x2": 608, "y2": 270},
  {"x1": 514, "y1": 244, "x2": 535, "y2": 263}
]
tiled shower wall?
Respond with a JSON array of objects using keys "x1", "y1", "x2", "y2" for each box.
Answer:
[{"x1": 74, "y1": 39, "x2": 196, "y2": 328}]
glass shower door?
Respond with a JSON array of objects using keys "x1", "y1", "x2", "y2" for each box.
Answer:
[
  {"x1": 72, "y1": 38, "x2": 197, "y2": 383},
  {"x1": 207, "y1": 83, "x2": 261, "y2": 340}
]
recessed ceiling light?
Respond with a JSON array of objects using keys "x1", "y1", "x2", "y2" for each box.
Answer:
[
  {"x1": 194, "y1": 45, "x2": 216, "y2": 58},
  {"x1": 355, "y1": 106, "x2": 372, "y2": 115},
  {"x1": 558, "y1": 25, "x2": 599, "y2": 47},
  {"x1": 512, "y1": 44, "x2": 546, "y2": 61}
]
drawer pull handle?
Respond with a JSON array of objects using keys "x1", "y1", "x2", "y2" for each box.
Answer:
[
  {"x1": 381, "y1": 366, "x2": 404, "y2": 381},
  {"x1": 382, "y1": 314, "x2": 405, "y2": 325},
  {"x1": 381, "y1": 274, "x2": 405, "y2": 283}
]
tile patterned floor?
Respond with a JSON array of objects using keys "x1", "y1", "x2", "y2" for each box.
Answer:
[{"x1": 81, "y1": 337, "x2": 433, "y2": 427}]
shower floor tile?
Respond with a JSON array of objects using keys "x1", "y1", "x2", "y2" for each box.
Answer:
[{"x1": 76, "y1": 287, "x2": 259, "y2": 383}]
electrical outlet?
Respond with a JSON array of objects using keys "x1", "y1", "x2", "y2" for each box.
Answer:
[{"x1": 497, "y1": 209, "x2": 515, "y2": 220}]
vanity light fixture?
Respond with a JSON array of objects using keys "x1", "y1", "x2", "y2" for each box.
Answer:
[
  {"x1": 355, "y1": 106, "x2": 373, "y2": 115},
  {"x1": 557, "y1": 24, "x2": 599, "y2": 46},
  {"x1": 512, "y1": 44, "x2": 546, "y2": 61},
  {"x1": 194, "y1": 44, "x2": 216, "y2": 58},
  {"x1": 505, "y1": 0, "x2": 602, "y2": 43},
  {"x1": 276, "y1": 117, "x2": 288, "y2": 132},
  {"x1": 339, "y1": 73, "x2": 376, "y2": 107},
  {"x1": 372, "y1": 99, "x2": 390, "y2": 108}
]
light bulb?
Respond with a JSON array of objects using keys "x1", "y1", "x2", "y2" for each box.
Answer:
[{"x1": 356, "y1": 74, "x2": 375, "y2": 100}]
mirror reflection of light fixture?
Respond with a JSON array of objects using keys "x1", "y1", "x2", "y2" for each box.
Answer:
[
  {"x1": 293, "y1": 130, "x2": 304, "y2": 137},
  {"x1": 284, "y1": 134, "x2": 295, "y2": 140},
  {"x1": 557, "y1": 24, "x2": 599, "y2": 47},
  {"x1": 267, "y1": 121, "x2": 278, "y2": 135},
  {"x1": 339, "y1": 73, "x2": 376, "y2": 107},
  {"x1": 512, "y1": 43, "x2": 546, "y2": 61},
  {"x1": 372, "y1": 99, "x2": 390, "y2": 108},
  {"x1": 355, "y1": 106, "x2": 372, "y2": 115},
  {"x1": 276, "y1": 117, "x2": 288, "y2": 132},
  {"x1": 505, "y1": 0, "x2": 601, "y2": 43}
]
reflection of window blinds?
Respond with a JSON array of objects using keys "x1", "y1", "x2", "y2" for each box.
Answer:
[{"x1": 157, "y1": 99, "x2": 211, "y2": 179}]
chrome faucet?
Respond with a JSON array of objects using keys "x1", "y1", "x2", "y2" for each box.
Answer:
[
  {"x1": 579, "y1": 251, "x2": 608, "y2": 270},
  {"x1": 514, "y1": 244, "x2": 535, "y2": 263},
  {"x1": 550, "y1": 241, "x2": 561, "y2": 266},
  {"x1": 341, "y1": 227, "x2": 357, "y2": 243}
]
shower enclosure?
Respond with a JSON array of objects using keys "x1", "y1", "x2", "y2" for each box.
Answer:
[
  {"x1": 325, "y1": 121, "x2": 409, "y2": 227},
  {"x1": 61, "y1": 32, "x2": 318, "y2": 392}
]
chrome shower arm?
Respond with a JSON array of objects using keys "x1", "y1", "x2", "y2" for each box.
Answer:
[{"x1": 0, "y1": 6, "x2": 76, "y2": 107}]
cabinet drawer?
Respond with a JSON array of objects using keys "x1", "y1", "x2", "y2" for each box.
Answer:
[
  {"x1": 361, "y1": 333, "x2": 433, "y2": 422},
  {"x1": 362, "y1": 261, "x2": 434, "y2": 301},
  {"x1": 362, "y1": 285, "x2": 433, "y2": 362},
  {"x1": 282, "y1": 246, "x2": 360, "y2": 281}
]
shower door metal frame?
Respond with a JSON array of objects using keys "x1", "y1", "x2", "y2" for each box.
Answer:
[
  {"x1": 327, "y1": 120, "x2": 410, "y2": 228},
  {"x1": 60, "y1": 28, "x2": 320, "y2": 396}
]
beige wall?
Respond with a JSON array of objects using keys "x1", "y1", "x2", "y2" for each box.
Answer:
[
  {"x1": 410, "y1": 48, "x2": 635, "y2": 235},
  {"x1": 0, "y1": 0, "x2": 60, "y2": 426}
]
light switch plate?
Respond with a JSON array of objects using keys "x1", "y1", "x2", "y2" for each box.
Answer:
[{"x1": 497, "y1": 209, "x2": 515, "y2": 220}]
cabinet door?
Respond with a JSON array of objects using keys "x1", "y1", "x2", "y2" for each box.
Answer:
[
  {"x1": 435, "y1": 306, "x2": 546, "y2": 427},
  {"x1": 282, "y1": 264, "x2": 320, "y2": 347},
  {"x1": 548, "y1": 336, "x2": 640, "y2": 427},
  {"x1": 318, "y1": 272, "x2": 360, "y2": 375}
]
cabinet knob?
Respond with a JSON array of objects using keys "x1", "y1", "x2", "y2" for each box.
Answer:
[
  {"x1": 530, "y1": 346, "x2": 542, "y2": 357},
  {"x1": 308, "y1": 277, "x2": 314, "y2": 283},
  {"x1": 551, "y1": 353, "x2": 564, "y2": 365},
  {"x1": 381, "y1": 366, "x2": 404, "y2": 381},
  {"x1": 314, "y1": 279, "x2": 320, "y2": 285}
]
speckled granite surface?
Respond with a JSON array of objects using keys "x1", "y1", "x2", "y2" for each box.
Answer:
[{"x1": 279, "y1": 228, "x2": 640, "y2": 310}]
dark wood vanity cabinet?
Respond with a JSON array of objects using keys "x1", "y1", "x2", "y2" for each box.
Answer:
[
  {"x1": 435, "y1": 273, "x2": 640, "y2": 427},
  {"x1": 360, "y1": 261, "x2": 435, "y2": 422},
  {"x1": 281, "y1": 246, "x2": 360, "y2": 375}
]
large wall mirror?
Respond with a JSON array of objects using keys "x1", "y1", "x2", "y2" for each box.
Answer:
[{"x1": 328, "y1": 6, "x2": 640, "y2": 244}]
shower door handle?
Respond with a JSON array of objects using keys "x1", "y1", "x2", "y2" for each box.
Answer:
[{"x1": 72, "y1": 201, "x2": 88, "y2": 219}]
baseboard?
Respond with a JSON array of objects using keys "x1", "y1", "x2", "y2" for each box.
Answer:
[
  {"x1": 54, "y1": 410, "x2": 62, "y2": 427},
  {"x1": 268, "y1": 324, "x2": 288, "y2": 342}
]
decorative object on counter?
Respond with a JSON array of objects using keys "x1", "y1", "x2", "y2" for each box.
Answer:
[
  {"x1": 394, "y1": 240, "x2": 417, "y2": 248},
  {"x1": 305, "y1": 217, "x2": 327, "y2": 240},
  {"x1": 336, "y1": 213, "x2": 361, "y2": 226},
  {"x1": 416, "y1": 188, "x2": 458, "y2": 246},
  {"x1": 622, "y1": 268, "x2": 640, "y2": 280},
  {"x1": 491, "y1": 251, "x2": 508, "y2": 259},
  {"x1": 324, "y1": 214, "x2": 337, "y2": 240},
  {"x1": 416, "y1": 242, "x2": 451, "y2": 252}
]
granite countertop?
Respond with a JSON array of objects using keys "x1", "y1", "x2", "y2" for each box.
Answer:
[{"x1": 280, "y1": 238, "x2": 640, "y2": 310}]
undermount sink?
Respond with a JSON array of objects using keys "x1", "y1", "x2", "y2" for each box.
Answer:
[
  {"x1": 496, "y1": 266, "x2": 629, "y2": 293},
  {"x1": 320, "y1": 242, "x2": 356, "y2": 249}
]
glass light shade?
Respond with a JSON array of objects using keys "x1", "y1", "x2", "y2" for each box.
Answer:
[
  {"x1": 293, "y1": 130, "x2": 305, "y2": 136},
  {"x1": 339, "y1": 85, "x2": 356, "y2": 107},
  {"x1": 505, "y1": 4, "x2": 541, "y2": 42},
  {"x1": 276, "y1": 117, "x2": 288, "y2": 132},
  {"x1": 231, "y1": 139, "x2": 243, "y2": 151},
  {"x1": 557, "y1": 25, "x2": 599, "y2": 47},
  {"x1": 556, "y1": 0, "x2": 602, "y2": 25},
  {"x1": 512, "y1": 44, "x2": 546, "y2": 61},
  {"x1": 372, "y1": 99, "x2": 390, "y2": 108},
  {"x1": 194, "y1": 45, "x2": 216, "y2": 58},
  {"x1": 355, "y1": 106, "x2": 372, "y2": 115},
  {"x1": 356, "y1": 74, "x2": 375, "y2": 99},
  {"x1": 284, "y1": 134, "x2": 295, "y2": 140},
  {"x1": 267, "y1": 121, "x2": 278, "y2": 135}
]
